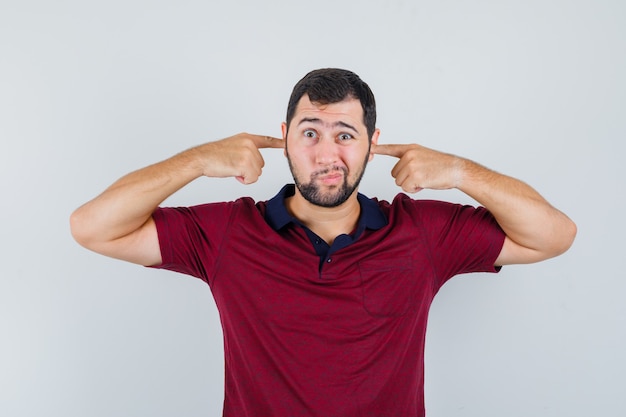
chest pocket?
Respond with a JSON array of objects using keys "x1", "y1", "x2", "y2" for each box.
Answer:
[{"x1": 358, "y1": 257, "x2": 419, "y2": 318}]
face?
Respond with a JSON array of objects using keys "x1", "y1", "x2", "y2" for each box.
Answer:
[{"x1": 282, "y1": 95, "x2": 379, "y2": 208}]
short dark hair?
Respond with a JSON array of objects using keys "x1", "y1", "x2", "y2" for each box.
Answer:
[{"x1": 285, "y1": 68, "x2": 377, "y2": 140}]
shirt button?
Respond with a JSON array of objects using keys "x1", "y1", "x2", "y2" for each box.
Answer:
[
  {"x1": 326, "y1": 258, "x2": 332, "y2": 263},
  {"x1": 315, "y1": 239, "x2": 321, "y2": 245}
]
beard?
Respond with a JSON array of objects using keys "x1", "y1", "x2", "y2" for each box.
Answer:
[{"x1": 286, "y1": 149, "x2": 370, "y2": 208}]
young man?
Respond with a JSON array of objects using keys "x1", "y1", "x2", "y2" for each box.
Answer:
[{"x1": 71, "y1": 68, "x2": 576, "y2": 416}]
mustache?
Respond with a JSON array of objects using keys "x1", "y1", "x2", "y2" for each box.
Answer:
[{"x1": 311, "y1": 166, "x2": 347, "y2": 178}]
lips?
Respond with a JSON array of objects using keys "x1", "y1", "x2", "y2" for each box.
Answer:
[
  {"x1": 313, "y1": 168, "x2": 346, "y2": 185},
  {"x1": 318, "y1": 173, "x2": 343, "y2": 185}
]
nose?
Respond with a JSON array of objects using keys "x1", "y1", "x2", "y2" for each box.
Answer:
[{"x1": 315, "y1": 137, "x2": 339, "y2": 165}]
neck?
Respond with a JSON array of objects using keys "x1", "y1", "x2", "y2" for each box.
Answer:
[{"x1": 285, "y1": 189, "x2": 361, "y2": 245}]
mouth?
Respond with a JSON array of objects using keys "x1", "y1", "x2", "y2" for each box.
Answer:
[
  {"x1": 318, "y1": 173, "x2": 343, "y2": 185},
  {"x1": 313, "y1": 167, "x2": 346, "y2": 186}
]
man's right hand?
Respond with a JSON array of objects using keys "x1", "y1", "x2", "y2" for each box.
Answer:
[{"x1": 193, "y1": 133, "x2": 284, "y2": 184}]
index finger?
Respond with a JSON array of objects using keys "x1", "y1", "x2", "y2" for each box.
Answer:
[
  {"x1": 251, "y1": 135, "x2": 285, "y2": 149},
  {"x1": 372, "y1": 143, "x2": 410, "y2": 158}
]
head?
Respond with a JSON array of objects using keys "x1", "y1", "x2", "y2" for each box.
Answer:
[
  {"x1": 285, "y1": 68, "x2": 377, "y2": 141},
  {"x1": 283, "y1": 69, "x2": 379, "y2": 208}
]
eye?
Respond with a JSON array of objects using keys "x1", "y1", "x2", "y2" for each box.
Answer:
[
  {"x1": 303, "y1": 129, "x2": 318, "y2": 139},
  {"x1": 338, "y1": 133, "x2": 353, "y2": 141}
]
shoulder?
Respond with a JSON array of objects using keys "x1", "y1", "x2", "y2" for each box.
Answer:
[
  {"x1": 158, "y1": 196, "x2": 257, "y2": 211},
  {"x1": 376, "y1": 193, "x2": 469, "y2": 217},
  {"x1": 154, "y1": 197, "x2": 260, "y2": 224},
  {"x1": 375, "y1": 193, "x2": 498, "y2": 231}
]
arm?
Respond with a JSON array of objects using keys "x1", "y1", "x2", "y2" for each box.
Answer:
[
  {"x1": 373, "y1": 143, "x2": 577, "y2": 266},
  {"x1": 70, "y1": 133, "x2": 284, "y2": 266}
]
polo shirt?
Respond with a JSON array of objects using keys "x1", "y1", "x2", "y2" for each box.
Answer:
[
  {"x1": 151, "y1": 185, "x2": 505, "y2": 417},
  {"x1": 264, "y1": 184, "x2": 388, "y2": 268}
]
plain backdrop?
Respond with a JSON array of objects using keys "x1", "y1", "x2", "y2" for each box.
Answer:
[{"x1": 1, "y1": 0, "x2": 624, "y2": 416}]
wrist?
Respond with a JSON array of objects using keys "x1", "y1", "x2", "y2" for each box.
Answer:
[
  {"x1": 452, "y1": 156, "x2": 468, "y2": 189},
  {"x1": 172, "y1": 145, "x2": 210, "y2": 179}
]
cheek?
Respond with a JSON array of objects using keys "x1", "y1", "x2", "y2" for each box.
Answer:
[
  {"x1": 286, "y1": 146, "x2": 308, "y2": 168},
  {"x1": 344, "y1": 147, "x2": 370, "y2": 165}
]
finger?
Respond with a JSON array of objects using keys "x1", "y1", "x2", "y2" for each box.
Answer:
[
  {"x1": 236, "y1": 165, "x2": 262, "y2": 185},
  {"x1": 394, "y1": 169, "x2": 422, "y2": 194},
  {"x1": 390, "y1": 156, "x2": 411, "y2": 180},
  {"x1": 250, "y1": 134, "x2": 285, "y2": 149},
  {"x1": 391, "y1": 158, "x2": 424, "y2": 192},
  {"x1": 372, "y1": 143, "x2": 409, "y2": 158},
  {"x1": 236, "y1": 175, "x2": 259, "y2": 185},
  {"x1": 392, "y1": 163, "x2": 412, "y2": 188}
]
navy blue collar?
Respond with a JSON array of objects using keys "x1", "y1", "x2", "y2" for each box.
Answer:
[{"x1": 265, "y1": 184, "x2": 388, "y2": 232}]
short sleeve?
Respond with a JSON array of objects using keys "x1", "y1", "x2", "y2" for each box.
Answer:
[
  {"x1": 400, "y1": 196, "x2": 506, "y2": 286},
  {"x1": 149, "y1": 201, "x2": 236, "y2": 283}
]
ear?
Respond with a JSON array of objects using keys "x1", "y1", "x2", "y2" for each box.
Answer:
[
  {"x1": 368, "y1": 128, "x2": 380, "y2": 161},
  {"x1": 281, "y1": 122, "x2": 288, "y2": 157}
]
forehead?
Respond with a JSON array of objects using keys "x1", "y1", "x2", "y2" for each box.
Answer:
[{"x1": 292, "y1": 95, "x2": 365, "y2": 127}]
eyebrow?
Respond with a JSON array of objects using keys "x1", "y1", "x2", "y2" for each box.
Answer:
[{"x1": 297, "y1": 117, "x2": 360, "y2": 135}]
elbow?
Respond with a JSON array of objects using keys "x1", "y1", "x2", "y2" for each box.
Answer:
[
  {"x1": 564, "y1": 217, "x2": 578, "y2": 250},
  {"x1": 69, "y1": 206, "x2": 94, "y2": 249},
  {"x1": 551, "y1": 217, "x2": 578, "y2": 258}
]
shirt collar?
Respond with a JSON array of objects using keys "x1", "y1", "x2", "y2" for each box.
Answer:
[{"x1": 265, "y1": 184, "x2": 388, "y2": 232}]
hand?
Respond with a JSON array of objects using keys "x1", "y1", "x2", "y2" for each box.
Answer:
[
  {"x1": 373, "y1": 143, "x2": 463, "y2": 193},
  {"x1": 196, "y1": 133, "x2": 284, "y2": 184}
]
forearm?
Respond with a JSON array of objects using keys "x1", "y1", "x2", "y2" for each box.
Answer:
[{"x1": 456, "y1": 158, "x2": 576, "y2": 262}]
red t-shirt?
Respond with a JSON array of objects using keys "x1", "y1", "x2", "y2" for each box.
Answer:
[{"x1": 152, "y1": 190, "x2": 505, "y2": 417}]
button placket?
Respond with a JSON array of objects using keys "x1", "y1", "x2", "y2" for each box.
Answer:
[{"x1": 319, "y1": 255, "x2": 336, "y2": 279}]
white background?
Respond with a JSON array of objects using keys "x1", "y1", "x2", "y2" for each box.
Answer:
[{"x1": 1, "y1": 0, "x2": 624, "y2": 416}]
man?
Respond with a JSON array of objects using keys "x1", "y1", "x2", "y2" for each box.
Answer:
[{"x1": 71, "y1": 68, "x2": 576, "y2": 416}]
